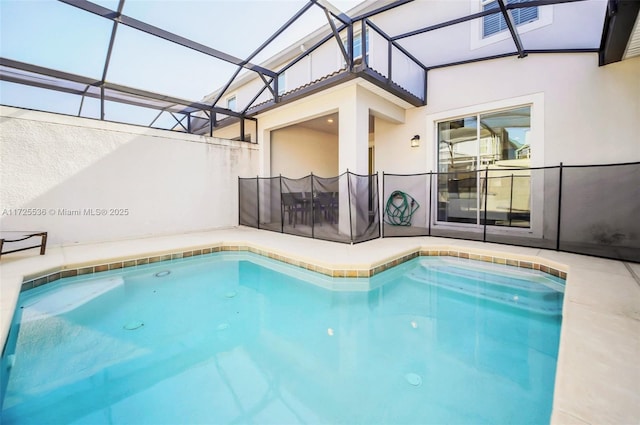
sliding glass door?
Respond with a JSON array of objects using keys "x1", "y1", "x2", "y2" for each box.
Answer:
[{"x1": 437, "y1": 106, "x2": 532, "y2": 227}]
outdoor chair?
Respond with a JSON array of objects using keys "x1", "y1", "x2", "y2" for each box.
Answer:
[
  {"x1": 315, "y1": 191, "x2": 338, "y2": 224},
  {"x1": 281, "y1": 192, "x2": 305, "y2": 227}
]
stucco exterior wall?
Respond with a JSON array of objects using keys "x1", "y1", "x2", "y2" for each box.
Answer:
[
  {"x1": 257, "y1": 82, "x2": 406, "y2": 177},
  {"x1": 212, "y1": 34, "x2": 344, "y2": 117},
  {"x1": 372, "y1": 54, "x2": 639, "y2": 245},
  {"x1": 374, "y1": 54, "x2": 640, "y2": 174},
  {"x1": 285, "y1": 56, "x2": 312, "y2": 92},
  {"x1": 270, "y1": 126, "x2": 338, "y2": 178},
  {"x1": 218, "y1": 1, "x2": 607, "y2": 109},
  {"x1": 310, "y1": 37, "x2": 343, "y2": 81},
  {"x1": 221, "y1": 74, "x2": 267, "y2": 115},
  {"x1": 0, "y1": 106, "x2": 259, "y2": 245},
  {"x1": 212, "y1": 119, "x2": 258, "y2": 143},
  {"x1": 372, "y1": 1, "x2": 604, "y2": 68}
]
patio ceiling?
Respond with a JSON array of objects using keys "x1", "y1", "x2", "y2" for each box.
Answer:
[{"x1": 0, "y1": 0, "x2": 637, "y2": 136}]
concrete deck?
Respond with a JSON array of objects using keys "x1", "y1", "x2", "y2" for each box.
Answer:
[{"x1": 1, "y1": 226, "x2": 638, "y2": 424}]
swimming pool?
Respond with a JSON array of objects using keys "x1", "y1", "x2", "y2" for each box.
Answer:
[{"x1": 1, "y1": 252, "x2": 564, "y2": 424}]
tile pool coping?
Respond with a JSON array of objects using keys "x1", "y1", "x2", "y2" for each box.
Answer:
[
  {"x1": 18, "y1": 243, "x2": 568, "y2": 291},
  {"x1": 1, "y1": 227, "x2": 638, "y2": 425}
]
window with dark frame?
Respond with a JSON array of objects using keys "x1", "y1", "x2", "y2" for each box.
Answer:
[{"x1": 482, "y1": 0, "x2": 538, "y2": 38}]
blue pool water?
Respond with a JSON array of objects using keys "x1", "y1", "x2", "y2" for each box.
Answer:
[{"x1": 1, "y1": 253, "x2": 564, "y2": 424}]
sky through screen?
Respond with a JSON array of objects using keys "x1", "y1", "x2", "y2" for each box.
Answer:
[{"x1": 0, "y1": 0, "x2": 365, "y2": 123}]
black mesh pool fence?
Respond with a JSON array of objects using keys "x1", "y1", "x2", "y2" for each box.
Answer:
[
  {"x1": 381, "y1": 162, "x2": 639, "y2": 262},
  {"x1": 239, "y1": 162, "x2": 639, "y2": 262},
  {"x1": 239, "y1": 172, "x2": 380, "y2": 244}
]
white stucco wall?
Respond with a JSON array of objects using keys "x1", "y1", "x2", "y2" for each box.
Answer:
[
  {"x1": 218, "y1": 0, "x2": 606, "y2": 108},
  {"x1": 310, "y1": 37, "x2": 343, "y2": 81},
  {"x1": 374, "y1": 108, "x2": 431, "y2": 174},
  {"x1": 375, "y1": 54, "x2": 640, "y2": 174},
  {"x1": 355, "y1": 1, "x2": 605, "y2": 68},
  {"x1": 270, "y1": 126, "x2": 338, "y2": 178},
  {"x1": 285, "y1": 56, "x2": 313, "y2": 93},
  {"x1": 212, "y1": 119, "x2": 257, "y2": 143},
  {"x1": 373, "y1": 54, "x2": 639, "y2": 245},
  {"x1": 0, "y1": 106, "x2": 259, "y2": 245},
  {"x1": 257, "y1": 82, "x2": 406, "y2": 177}
]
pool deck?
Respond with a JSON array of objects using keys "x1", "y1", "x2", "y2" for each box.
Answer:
[{"x1": 1, "y1": 226, "x2": 638, "y2": 424}]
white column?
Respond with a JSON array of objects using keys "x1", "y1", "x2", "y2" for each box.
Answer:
[
  {"x1": 338, "y1": 85, "x2": 370, "y2": 175},
  {"x1": 338, "y1": 86, "x2": 370, "y2": 238}
]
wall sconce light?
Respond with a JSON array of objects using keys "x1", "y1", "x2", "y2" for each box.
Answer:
[{"x1": 410, "y1": 134, "x2": 420, "y2": 147}]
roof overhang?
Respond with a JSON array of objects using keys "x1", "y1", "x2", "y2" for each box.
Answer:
[{"x1": 599, "y1": 0, "x2": 640, "y2": 65}]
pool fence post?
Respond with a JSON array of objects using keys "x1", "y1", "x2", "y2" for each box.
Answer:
[
  {"x1": 376, "y1": 172, "x2": 381, "y2": 239},
  {"x1": 310, "y1": 172, "x2": 315, "y2": 239},
  {"x1": 483, "y1": 167, "x2": 489, "y2": 242},
  {"x1": 237, "y1": 176, "x2": 241, "y2": 227},
  {"x1": 556, "y1": 162, "x2": 564, "y2": 251},
  {"x1": 428, "y1": 171, "x2": 433, "y2": 236},
  {"x1": 279, "y1": 174, "x2": 284, "y2": 233},
  {"x1": 256, "y1": 176, "x2": 261, "y2": 229},
  {"x1": 508, "y1": 173, "x2": 515, "y2": 227},
  {"x1": 347, "y1": 170, "x2": 354, "y2": 244},
  {"x1": 381, "y1": 172, "x2": 385, "y2": 238}
]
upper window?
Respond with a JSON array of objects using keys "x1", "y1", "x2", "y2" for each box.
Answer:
[
  {"x1": 352, "y1": 30, "x2": 369, "y2": 61},
  {"x1": 341, "y1": 30, "x2": 369, "y2": 66},
  {"x1": 226, "y1": 95, "x2": 237, "y2": 112},
  {"x1": 277, "y1": 73, "x2": 286, "y2": 96},
  {"x1": 482, "y1": 0, "x2": 538, "y2": 38}
]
